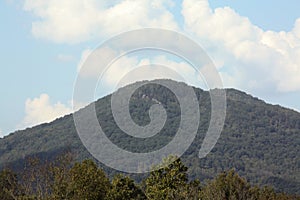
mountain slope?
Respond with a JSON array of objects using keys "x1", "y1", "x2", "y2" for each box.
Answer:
[{"x1": 0, "y1": 80, "x2": 299, "y2": 194}]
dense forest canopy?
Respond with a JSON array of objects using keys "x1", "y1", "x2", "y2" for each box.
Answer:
[{"x1": 1, "y1": 155, "x2": 299, "y2": 200}]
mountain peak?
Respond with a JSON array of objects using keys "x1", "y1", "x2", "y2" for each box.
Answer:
[{"x1": 1, "y1": 79, "x2": 300, "y2": 194}]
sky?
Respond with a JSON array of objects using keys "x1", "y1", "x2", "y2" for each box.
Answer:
[{"x1": 0, "y1": 0, "x2": 300, "y2": 137}]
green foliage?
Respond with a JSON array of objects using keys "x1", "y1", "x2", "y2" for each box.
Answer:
[
  {"x1": 67, "y1": 159, "x2": 110, "y2": 200},
  {"x1": 0, "y1": 169, "x2": 19, "y2": 200},
  {"x1": 200, "y1": 169, "x2": 300, "y2": 200},
  {"x1": 20, "y1": 156, "x2": 53, "y2": 199},
  {"x1": 0, "y1": 156, "x2": 299, "y2": 200},
  {"x1": 200, "y1": 169, "x2": 252, "y2": 200},
  {"x1": 145, "y1": 156, "x2": 190, "y2": 200},
  {"x1": 51, "y1": 152, "x2": 73, "y2": 199},
  {"x1": 106, "y1": 174, "x2": 146, "y2": 200}
]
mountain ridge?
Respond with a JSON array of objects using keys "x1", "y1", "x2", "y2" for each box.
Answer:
[{"x1": 0, "y1": 79, "x2": 299, "y2": 194}]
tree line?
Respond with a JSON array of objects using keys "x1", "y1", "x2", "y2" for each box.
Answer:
[{"x1": 0, "y1": 153, "x2": 299, "y2": 200}]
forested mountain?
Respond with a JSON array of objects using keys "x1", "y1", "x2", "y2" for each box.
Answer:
[{"x1": 0, "y1": 79, "x2": 299, "y2": 194}]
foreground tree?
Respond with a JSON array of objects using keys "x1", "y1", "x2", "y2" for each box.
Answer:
[
  {"x1": 51, "y1": 152, "x2": 74, "y2": 199},
  {"x1": 20, "y1": 157, "x2": 53, "y2": 199},
  {"x1": 200, "y1": 169, "x2": 253, "y2": 200},
  {"x1": 68, "y1": 159, "x2": 110, "y2": 200},
  {"x1": 145, "y1": 155, "x2": 190, "y2": 200},
  {"x1": 106, "y1": 174, "x2": 146, "y2": 200}
]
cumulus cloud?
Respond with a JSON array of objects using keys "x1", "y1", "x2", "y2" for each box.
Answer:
[
  {"x1": 72, "y1": 0, "x2": 300, "y2": 95},
  {"x1": 19, "y1": 94, "x2": 72, "y2": 129},
  {"x1": 23, "y1": 0, "x2": 178, "y2": 43},
  {"x1": 102, "y1": 55, "x2": 200, "y2": 88},
  {"x1": 23, "y1": 0, "x2": 300, "y2": 98},
  {"x1": 76, "y1": 46, "x2": 204, "y2": 94},
  {"x1": 182, "y1": 0, "x2": 300, "y2": 93}
]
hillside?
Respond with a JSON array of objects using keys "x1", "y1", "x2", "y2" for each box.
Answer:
[{"x1": 0, "y1": 79, "x2": 299, "y2": 194}]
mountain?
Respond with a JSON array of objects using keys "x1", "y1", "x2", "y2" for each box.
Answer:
[{"x1": 0, "y1": 79, "x2": 299, "y2": 194}]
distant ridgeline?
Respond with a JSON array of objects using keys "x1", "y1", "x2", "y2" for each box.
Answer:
[{"x1": 0, "y1": 79, "x2": 299, "y2": 194}]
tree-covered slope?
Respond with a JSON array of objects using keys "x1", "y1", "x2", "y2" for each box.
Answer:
[{"x1": 0, "y1": 79, "x2": 299, "y2": 194}]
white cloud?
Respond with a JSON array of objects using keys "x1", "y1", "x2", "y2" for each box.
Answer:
[
  {"x1": 19, "y1": 94, "x2": 72, "y2": 129},
  {"x1": 101, "y1": 55, "x2": 191, "y2": 88},
  {"x1": 23, "y1": 0, "x2": 300, "y2": 99},
  {"x1": 151, "y1": 55, "x2": 205, "y2": 87},
  {"x1": 293, "y1": 19, "x2": 300, "y2": 38},
  {"x1": 71, "y1": 0, "x2": 300, "y2": 95},
  {"x1": 23, "y1": 0, "x2": 178, "y2": 43},
  {"x1": 182, "y1": 0, "x2": 300, "y2": 93},
  {"x1": 76, "y1": 46, "x2": 204, "y2": 93}
]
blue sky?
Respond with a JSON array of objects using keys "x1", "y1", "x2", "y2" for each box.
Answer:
[{"x1": 1, "y1": 0, "x2": 300, "y2": 137}]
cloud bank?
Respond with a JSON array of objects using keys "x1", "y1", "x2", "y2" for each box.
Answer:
[
  {"x1": 23, "y1": 0, "x2": 178, "y2": 43},
  {"x1": 23, "y1": 0, "x2": 300, "y2": 93},
  {"x1": 182, "y1": 0, "x2": 300, "y2": 93}
]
